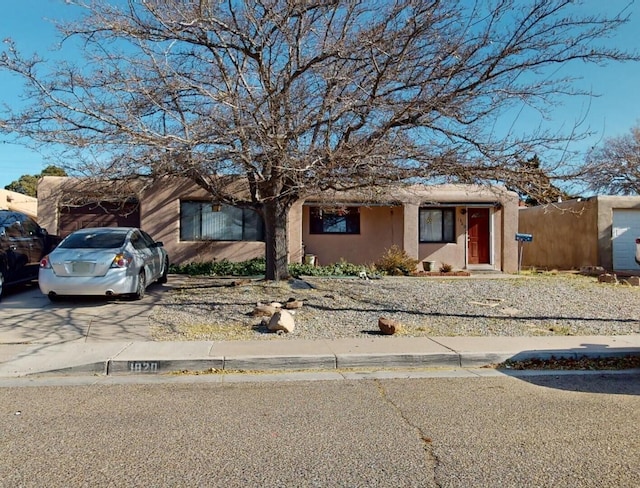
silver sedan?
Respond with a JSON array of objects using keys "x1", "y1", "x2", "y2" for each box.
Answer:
[{"x1": 39, "y1": 227, "x2": 169, "y2": 301}]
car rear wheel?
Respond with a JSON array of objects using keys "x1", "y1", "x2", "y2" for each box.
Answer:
[
  {"x1": 132, "y1": 270, "x2": 146, "y2": 300},
  {"x1": 157, "y1": 257, "x2": 169, "y2": 284}
]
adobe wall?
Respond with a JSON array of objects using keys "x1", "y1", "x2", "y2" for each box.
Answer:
[
  {"x1": 501, "y1": 191, "x2": 519, "y2": 273},
  {"x1": 518, "y1": 199, "x2": 599, "y2": 270},
  {"x1": 593, "y1": 196, "x2": 640, "y2": 271},
  {"x1": 301, "y1": 205, "x2": 404, "y2": 266},
  {"x1": 36, "y1": 177, "x2": 61, "y2": 232},
  {"x1": 141, "y1": 178, "x2": 265, "y2": 265}
]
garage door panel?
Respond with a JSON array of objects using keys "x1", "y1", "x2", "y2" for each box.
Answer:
[{"x1": 59, "y1": 202, "x2": 140, "y2": 237}]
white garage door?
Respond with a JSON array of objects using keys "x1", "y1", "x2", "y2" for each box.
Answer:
[{"x1": 612, "y1": 209, "x2": 640, "y2": 270}]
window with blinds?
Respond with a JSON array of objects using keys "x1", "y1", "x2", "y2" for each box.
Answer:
[{"x1": 180, "y1": 201, "x2": 264, "y2": 241}]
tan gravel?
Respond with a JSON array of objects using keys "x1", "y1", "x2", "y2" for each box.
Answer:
[{"x1": 149, "y1": 273, "x2": 640, "y2": 341}]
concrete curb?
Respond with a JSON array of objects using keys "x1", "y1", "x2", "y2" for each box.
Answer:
[{"x1": 0, "y1": 335, "x2": 638, "y2": 378}]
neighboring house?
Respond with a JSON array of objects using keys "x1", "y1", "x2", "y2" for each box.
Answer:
[
  {"x1": 0, "y1": 189, "x2": 38, "y2": 220},
  {"x1": 518, "y1": 196, "x2": 640, "y2": 273},
  {"x1": 38, "y1": 176, "x2": 519, "y2": 272}
]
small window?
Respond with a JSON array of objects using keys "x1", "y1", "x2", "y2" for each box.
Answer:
[
  {"x1": 180, "y1": 201, "x2": 264, "y2": 242},
  {"x1": 419, "y1": 208, "x2": 455, "y2": 243},
  {"x1": 309, "y1": 207, "x2": 360, "y2": 234}
]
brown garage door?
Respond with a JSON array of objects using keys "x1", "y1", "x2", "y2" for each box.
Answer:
[{"x1": 59, "y1": 201, "x2": 140, "y2": 237}]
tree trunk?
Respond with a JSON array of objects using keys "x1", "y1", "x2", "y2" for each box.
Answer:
[{"x1": 263, "y1": 198, "x2": 293, "y2": 281}]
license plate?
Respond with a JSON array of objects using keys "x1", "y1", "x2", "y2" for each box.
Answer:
[{"x1": 72, "y1": 262, "x2": 92, "y2": 273}]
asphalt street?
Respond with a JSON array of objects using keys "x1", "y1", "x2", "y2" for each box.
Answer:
[{"x1": 1, "y1": 373, "x2": 639, "y2": 487}]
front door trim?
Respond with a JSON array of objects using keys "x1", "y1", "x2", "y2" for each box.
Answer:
[{"x1": 466, "y1": 207, "x2": 492, "y2": 267}]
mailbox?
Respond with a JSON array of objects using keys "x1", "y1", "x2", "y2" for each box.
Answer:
[{"x1": 515, "y1": 233, "x2": 533, "y2": 242}]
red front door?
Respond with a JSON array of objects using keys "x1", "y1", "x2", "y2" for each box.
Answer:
[{"x1": 467, "y1": 208, "x2": 490, "y2": 265}]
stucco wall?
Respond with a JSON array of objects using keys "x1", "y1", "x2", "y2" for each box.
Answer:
[
  {"x1": 36, "y1": 177, "x2": 61, "y2": 231},
  {"x1": 140, "y1": 179, "x2": 265, "y2": 265},
  {"x1": 38, "y1": 177, "x2": 520, "y2": 271},
  {"x1": 594, "y1": 196, "x2": 640, "y2": 271},
  {"x1": 417, "y1": 207, "x2": 466, "y2": 271},
  {"x1": 301, "y1": 205, "x2": 404, "y2": 266},
  {"x1": 300, "y1": 185, "x2": 519, "y2": 273},
  {"x1": 500, "y1": 194, "x2": 519, "y2": 273},
  {"x1": 1, "y1": 189, "x2": 38, "y2": 221},
  {"x1": 518, "y1": 199, "x2": 599, "y2": 270},
  {"x1": 38, "y1": 176, "x2": 266, "y2": 265}
]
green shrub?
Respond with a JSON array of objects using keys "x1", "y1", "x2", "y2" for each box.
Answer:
[
  {"x1": 170, "y1": 258, "x2": 266, "y2": 276},
  {"x1": 233, "y1": 258, "x2": 266, "y2": 276},
  {"x1": 374, "y1": 245, "x2": 419, "y2": 276},
  {"x1": 172, "y1": 257, "x2": 372, "y2": 278}
]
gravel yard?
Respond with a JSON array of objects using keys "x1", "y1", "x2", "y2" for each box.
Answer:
[{"x1": 149, "y1": 273, "x2": 640, "y2": 341}]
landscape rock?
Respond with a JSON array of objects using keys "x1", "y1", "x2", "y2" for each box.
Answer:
[
  {"x1": 284, "y1": 299, "x2": 304, "y2": 309},
  {"x1": 621, "y1": 276, "x2": 640, "y2": 287},
  {"x1": 268, "y1": 310, "x2": 296, "y2": 333},
  {"x1": 580, "y1": 266, "x2": 606, "y2": 276},
  {"x1": 251, "y1": 304, "x2": 278, "y2": 317},
  {"x1": 230, "y1": 279, "x2": 252, "y2": 287},
  {"x1": 378, "y1": 317, "x2": 402, "y2": 335},
  {"x1": 597, "y1": 273, "x2": 618, "y2": 284}
]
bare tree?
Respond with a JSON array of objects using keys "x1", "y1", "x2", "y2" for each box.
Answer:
[
  {"x1": 579, "y1": 125, "x2": 640, "y2": 195},
  {"x1": 0, "y1": 0, "x2": 636, "y2": 279}
]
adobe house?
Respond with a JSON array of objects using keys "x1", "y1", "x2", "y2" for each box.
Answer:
[
  {"x1": 38, "y1": 176, "x2": 519, "y2": 273},
  {"x1": 518, "y1": 196, "x2": 640, "y2": 273},
  {"x1": 0, "y1": 189, "x2": 38, "y2": 220}
]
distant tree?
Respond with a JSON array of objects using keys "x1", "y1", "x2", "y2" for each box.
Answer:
[
  {"x1": 0, "y1": 1, "x2": 635, "y2": 279},
  {"x1": 505, "y1": 155, "x2": 570, "y2": 205},
  {"x1": 4, "y1": 165, "x2": 67, "y2": 197},
  {"x1": 579, "y1": 126, "x2": 640, "y2": 195}
]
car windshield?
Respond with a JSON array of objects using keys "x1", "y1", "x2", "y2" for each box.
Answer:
[{"x1": 60, "y1": 231, "x2": 128, "y2": 249}]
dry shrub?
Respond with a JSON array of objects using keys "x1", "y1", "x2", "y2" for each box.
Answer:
[{"x1": 375, "y1": 245, "x2": 419, "y2": 276}]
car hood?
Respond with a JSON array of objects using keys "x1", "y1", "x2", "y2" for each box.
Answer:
[{"x1": 47, "y1": 248, "x2": 123, "y2": 277}]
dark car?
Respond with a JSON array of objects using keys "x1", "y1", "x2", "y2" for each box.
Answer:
[{"x1": 0, "y1": 210, "x2": 58, "y2": 298}]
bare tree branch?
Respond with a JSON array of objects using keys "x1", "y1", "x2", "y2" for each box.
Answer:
[
  {"x1": 578, "y1": 125, "x2": 640, "y2": 195},
  {"x1": 0, "y1": 0, "x2": 637, "y2": 278}
]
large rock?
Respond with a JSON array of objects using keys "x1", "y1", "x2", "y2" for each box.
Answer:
[
  {"x1": 378, "y1": 317, "x2": 402, "y2": 335},
  {"x1": 268, "y1": 310, "x2": 296, "y2": 333}
]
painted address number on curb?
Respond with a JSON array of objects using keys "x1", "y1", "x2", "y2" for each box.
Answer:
[{"x1": 128, "y1": 361, "x2": 159, "y2": 373}]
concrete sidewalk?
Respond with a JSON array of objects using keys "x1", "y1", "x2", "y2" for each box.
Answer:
[
  {"x1": 1, "y1": 335, "x2": 638, "y2": 378},
  {"x1": 1, "y1": 281, "x2": 638, "y2": 379}
]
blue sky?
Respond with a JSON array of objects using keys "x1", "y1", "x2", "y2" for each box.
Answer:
[{"x1": 0, "y1": 0, "x2": 639, "y2": 190}]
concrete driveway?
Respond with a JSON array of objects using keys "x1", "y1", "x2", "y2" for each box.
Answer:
[{"x1": 0, "y1": 282, "x2": 171, "y2": 345}]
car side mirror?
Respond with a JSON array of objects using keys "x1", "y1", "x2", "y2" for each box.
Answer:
[{"x1": 155, "y1": 241, "x2": 164, "y2": 247}]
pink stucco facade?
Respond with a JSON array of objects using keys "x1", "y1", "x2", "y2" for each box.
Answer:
[
  {"x1": 300, "y1": 185, "x2": 518, "y2": 272},
  {"x1": 38, "y1": 177, "x2": 519, "y2": 273}
]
